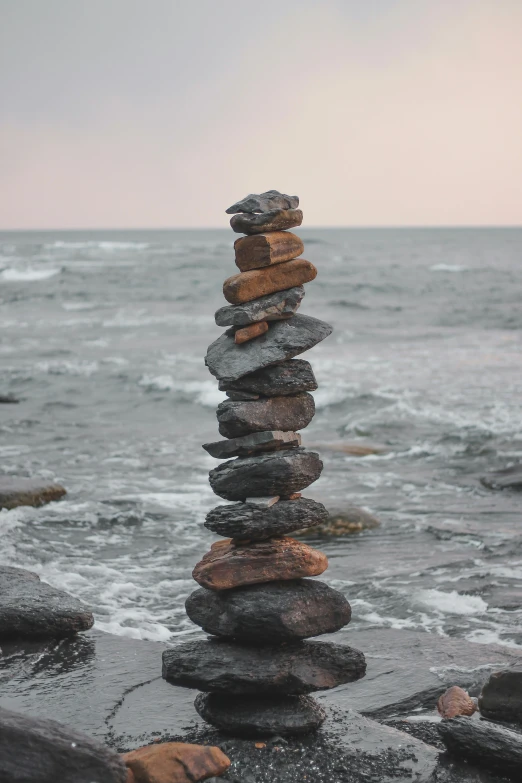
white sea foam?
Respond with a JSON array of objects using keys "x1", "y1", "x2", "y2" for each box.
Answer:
[
  {"x1": 61, "y1": 301, "x2": 98, "y2": 311},
  {"x1": 0, "y1": 267, "x2": 61, "y2": 281},
  {"x1": 47, "y1": 240, "x2": 148, "y2": 250},
  {"x1": 415, "y1": 589, "x2": 488, "y2": 616},
  {"x1": 430, "y1": 264, "x2": 469, "y2": 272},
  {"x1": 138, "y1": 375, "x2": 225, "y2": 407},
  {"x1": 36, "y1": 359, "x2": 99, "y2": 376}
]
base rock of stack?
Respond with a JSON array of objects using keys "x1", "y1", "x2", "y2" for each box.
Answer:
[
  {"x1": 208, "y1": 448, "x2": 323, "y2": 501},
  {"x1": 205, "y1": 497, "x2": 328, "y2": 540},
  {"x1": 194, "y1": 693, "x2": 325, "y2": 737},
  {"x1": 186, "y1": 579, "x2": 352, "y2": 642},
  {"x1": 203, "y1": 431, "x2": 300, "y2": 460},
  {"x1": 216, "y1": 393, "x2": 315, "y2": 438},
  {"x1": 230, "y1": 208, "x2": 303, "y2": 235},
  {"x1": 162, "y1": 638, "x2": 366, "y2": 694},
  {"x1": 206, "y1": 315, "x2": 332, "y2": 383},
  {"x1": 215, "y1": 286, "x2": 304, "y2": 326},
  {"x1": 234, "y1": 232, "x2": 304, "y2": 272},
  {"x1": 219, "y1": 358, "x2": 317, "y2": 397},
  {"x1": 192, "y1": 537, "x2": 327, "y2": 590}
]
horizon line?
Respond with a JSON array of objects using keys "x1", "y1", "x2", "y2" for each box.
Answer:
[{"x1": 1, "y1": 224, "x2": 521, "y2": 233}]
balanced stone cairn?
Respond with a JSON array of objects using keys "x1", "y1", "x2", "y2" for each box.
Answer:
[{"x1": 162, "y1": 190, "x2": 366, "y2": 737}]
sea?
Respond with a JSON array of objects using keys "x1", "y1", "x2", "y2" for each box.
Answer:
[{"x1": 1, "y1": 227, "x2": 521, "y2": 650}]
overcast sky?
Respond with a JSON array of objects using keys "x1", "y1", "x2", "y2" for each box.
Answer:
[{"x1": 1, "y1": 0, "x2": 521, "y2": 229}]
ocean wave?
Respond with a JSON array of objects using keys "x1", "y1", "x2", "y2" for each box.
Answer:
[
  {"x1": 0, "y1": 267, "x2": 61, "y2": 282},
  {"x1": 138, "y1": 375, "x2": 225, "y2": 407},
  {"x1": 46, "y1": 240, "x2": 149, "y2": 250},
  {"x1": 415, "y1": 589, "x2": 488, "y2": 616},
  {"x1": 36, "y1": 359, "x2": 99, "y2": 376},
  {"x1": 430, "y1": 264, "x2": 469, "y2": 272}
]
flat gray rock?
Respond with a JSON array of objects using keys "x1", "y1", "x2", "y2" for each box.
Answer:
[
  {"x1": 205, "y1": 497, "x2": 328, "y2": 540},
  {"x1": 185, "y1": 580, "x2": 352, "y2": 642},
  {"x1": 219, "y1": 358, "x2": 318, "y2": 397},
  {"x1": 0, "y1": 477, "x2": 66, "y2": 510},
  {"x1": 0, "y1": 706, "x2": 127, "y2": 783},
  {"x1": 216, "y1": 393, "x2": 315, "y2": 438},
  {"x1": 205, "y1": 315, "x2": 332, "y2": 383},
  {"x1": 230, "y1": 209, "x2": 303, "y2": 235},
  {"x1": 479, "y1": 664, "x2": 522, "y2": 723},
  {"x1": 439, "y1": 716, "x2": 522, "y2": 777},
  {"x1": 215, "y1": 286, "x2": 304, "y2": 327},
  {"x1": 195, "y1": 693, "x2": 325, "y2": 737},
  {"x1": 203, "y1": 430, "x2": 300, "y2": 460},
  {"x1": 162, "y1": 638, "x2": 366, "y2": 695},
  {"x1": 481, "y1": 465, "x2": 522, "y2": 491},
  {"x1": 0, "y1": 566, "x2": 94, "y2": 641},
  {"x1": 208, "y1": 448, "x2": 323, "y2": 501},
  {"x1": 226, "y1": 190, "x2": 299, "y2": 214}
]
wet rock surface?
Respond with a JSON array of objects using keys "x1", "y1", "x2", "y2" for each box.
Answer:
[
  {"x1": 234, "y1": 231, "x2": 304, "y2": 272},
  {"x1": 219, "y1": 358, "x2": 317, "y2": 397},
  {"x1": 0, "y1": 566, "x2": 94, "y2": 641},
  {"x1": 216, "y1": 393, "x2": 315, "y2": 438},
  {"x1": 0, "y1": 476, "x2": 66, "y2": 510},
  {"x1": 438, "y1": 686, "x2": 477, "y2": 718},
  {"x1": 205, "y1": 497, "x2": 328, "y2": 540},
  {"x1": 192, "y1": 537, "x2": 328, "y2": 590},
  {"x1": 206, "y1": 315, "x2": 331, "y2": 383},
  {"x1": 230, "y1": 208, "x2": 303, "y2": 235},
  {"x1": 481, "y1": 465, "x2": 522, "y2": 491},
  {"x1": 185, "y1": 580, "x2": 352, "y2": 642},
  {"x1": 208, "y1": 448, "x2": 323, "y2": 501},
  {"x1": 215, "y1": 286, "x2": 304, "y2": 326},
  {"x1": 226, "y1": 190, "x2": 299, "y2": 214},
  {"x1": 122, "y1": 741, "x2": 230, "y2": 783},
  {"x1": 223, "y1": 258, "x2": 315, "y2": 305},
  {"x1": 203, "y1": 430, "x2": 301, "y2": 460},
  {"x1": 0, "y1": 706, "x2": 127, "y2": 783},
  {"x1": 479, "y1": 664, "x2": 522, "y2": 723},
  {"x1": 438, "y1": 716, "x2": 522, "y2": 778}
]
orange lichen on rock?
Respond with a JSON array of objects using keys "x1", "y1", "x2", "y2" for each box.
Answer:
[{"x1": 234, "y1": 321, "x2": 269, "y2": 344}]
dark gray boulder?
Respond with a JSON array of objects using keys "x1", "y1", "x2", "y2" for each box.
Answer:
[
  {"x1": 0, "y1": 566, "x2": 94, "y2": 641},
  {"x1": 162, "y1": 638, "x2": 366, "y2": 694},
  {"x1": 219, "y1": 358, "x2": 318, "y2": 397},
  {"x1": 479, "y1": 664, "x2": 522, "y2": 723},
  {"x1": 185, "y1": 580, "x2": 352, "y2": 642},
  {"x1": 225, "y1": 190, "x2": 299, "y2": 214},
  {"x1": 216, "y1": 393, "x2": 315, "y2": 438},
  {"x1": 194, "y1": 693, "x2": 325, "y2": 737},
  {"x1": 203, "y1": 430, "x2": 301, "y2": 459},
  {"x1": 0, "y1": 706, "x2": 127, "y2": 783},
  {"x1": 0, "y1": 477, "x2": 66, "y2": 510},
  {"x1": 481, "y1": 465, "x2": 522, "y2": 491},
  {"x1": 438, "y1": 716, "x2": 522, "y2": 777},
  {"x1": 205, "y1": 497, "x2": 328, "y2": 540},
  {"x1": 206, "y1": 315, "x2": 332, "y2": 383},
  {"x1": 215, "y1": 286, "x2": 304, "y2": 326},
  {"x1": 230, "y1": 208, "x2": 303, "y2": 235},
  {"x1": 208, "y1": 449, "x2": 323, "y2": 501}
]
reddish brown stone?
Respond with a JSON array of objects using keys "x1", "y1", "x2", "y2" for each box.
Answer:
[
  {"x1": 223, "y1": 259, "x2": 317, "y2": 305},
  {"x1": 235, "y1": 321, "x2": 268, "y2": 344},
  {"x1": 192, "y1": 536, "x2": 328, "y2": 591},
  {"x1": 234, "y1": 231, "x2": 304, "y2": 272},
  {"x1": 126, "y1": 770, "x2": 136, "y2": 783},
  {"x1": 122, "y1": 742, "x2": 230, "y2": 783},
  {"x1": 437, "y1": 686, "x2": 477, "y2": 719}
]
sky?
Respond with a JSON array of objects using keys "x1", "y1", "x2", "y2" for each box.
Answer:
[{"x1": 1, "y1": 0, "x2": 521, "y2": 229}]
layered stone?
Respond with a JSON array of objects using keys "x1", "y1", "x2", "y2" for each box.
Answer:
[
  {"x1": 205, "y1": 497, "x2": 328, "y2": 540},
  {"x1": 162, "y1": 638, "x2": 366, "y2": 694},
  {"x1": 234, "y1": 320, "x2": 268, "y2": 344},
  {"x1": 194, "y1": 693, "x2": 326, "y2": 737},
  {"x1": 479, "y1": 664, "x2": 522, "y2": 723},
  {"x1": 192, "y1": 536, "x2": 327, "y2": 590},
  {"x1": 216, "y1": 393, "x2": 315, "y2": 438},
  {"x1": 205, "y1": 315, "x2": 332, "y2": 383},
  {"x1": 203, "y1": 430, "x2": 301, "y2": 460},
  {"x1": 230, "y1": 208, "x2": 303, "y2": 235},
  {"x1": 223, "y1": 258, "x2": 315, "y2": 304},
  {"x1": 215, "y1": 286, "x2": 304, "y2": 327},
  {"x1": 234, "y1": 231, "x2": 304, "y2": 271},
  {"x1": 226, "y1": 190, "x2": 299, "y2": 214},
  {"x1": 208, "y1": 448, "x2": 323, "y2": 501},
  {"x1": 219, "y1": 358, "x2": 318, "y2": 397},
  {"x1": 185, "y1": 579, "x2": 352, "y2": 642},
  {"x1": 438, "y1": 716, "x2": 522, "y2": 778},
  {"x1": 225, "y1": 390, "x2": 260, "y2": 401}
]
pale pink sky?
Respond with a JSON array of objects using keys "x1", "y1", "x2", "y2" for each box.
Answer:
[{"x1": 1, "y1": 0, "x2": 521, "y2": 229}]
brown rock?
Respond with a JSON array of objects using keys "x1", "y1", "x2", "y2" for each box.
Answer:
[
  {"x1": 0, "y1": 477, "x2": 66, "y2": 510},
  {"x1": 437, "y1": 686, "x2": 477, "y2": 719},
  {"x1": 192, "y1": 536, "x2": 328, "y2": 591},
  {"x1": 235, "y1": 321, "x2": 268, "y2": 344},
  {"x1": 126, "y1": 770, "x2": 136, "y2": 783},
  {"x1": 223, "y1": 258, "x2": 317, "y2": 305},
  {"x1": 230, "y1": 208, "x2": 303, "y2": 235},
  {"x1": 122, "y1": 742, "x2": 230, "y2": 783},
  {"x1": 234, "y1": 232, "x2": 304, "y2": 272},
  {"x1": 216, "y1": 393, "x2": 315, "y2": 438}
]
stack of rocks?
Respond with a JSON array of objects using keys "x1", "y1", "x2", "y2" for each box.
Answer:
[{"x1": 162, "y1": 190, "x2": 366, "y2": 737}]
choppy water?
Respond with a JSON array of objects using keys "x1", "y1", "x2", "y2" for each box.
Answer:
[{"x1": 1, "y1": 227, "x2": 521, "y2": 649}]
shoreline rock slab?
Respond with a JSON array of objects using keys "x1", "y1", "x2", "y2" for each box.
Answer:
[
  {"x1": 0, "y1": 566, "x2": 94, "y2": 641},
  {"x1": 208, "y1": 449, "x2": 323, "y2": 501},
  {"x1": 216, "y1": 393, "x2": 315, "y2": 438},
  {"x1": 192, "y1": 537, "x2": 327, "y2": 590},
  {"x1": 185, "y1": 580, "x2": 352, "y2": 642},
  {"x1": 205, "y1": 497, "x2": 328, "y2": 540},
  {"x1": 162, "y1": 639, "x2": 366, "y2": 694},
  {"x1": 206, "y1": 315, "x2": 331, "y2": 383},
  {"x1": 0, "y1": 706, "x2": 127, "y2": 783},
  {"x1": 223, "y1": 258, "x2": 315, "y2": 304},
  {"x1": 234, "y1": 231, "x2": 304, "y2": 271},
  {"x1": 219, "y1": 358, "x2": 317, "y2": 397},
  {"x1": 230, "y1": 208, "x2": 303, "y2": 235},
  {"x1": 438, "y1": 716, "x2": 522, "y2": 777},
  {"x1": 479, "y1": 664, "x2": 522, "y2": 723},
  {"x1": 122, "y1": 742, "x2": 230, "y2": 783},
  {"x1": 194, "y1": 693, "x2": 325, "y2": 737},
  {"x1": 0, "y1": 477, "x2": 66, "y2": 510},
  {"x1": 226, "y1": 191, "x2": 299, "y2": 214},
  {"x1": 203, "y1": 431, "x2": 301, "y2": 460},
  {"x1": 215, "y1": 286, "x2": 304, "y2": 327}
]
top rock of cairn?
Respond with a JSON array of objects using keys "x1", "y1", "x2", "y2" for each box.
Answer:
[{"x1": 226, "y1": 190, "x2": 299, "y2": 214}]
